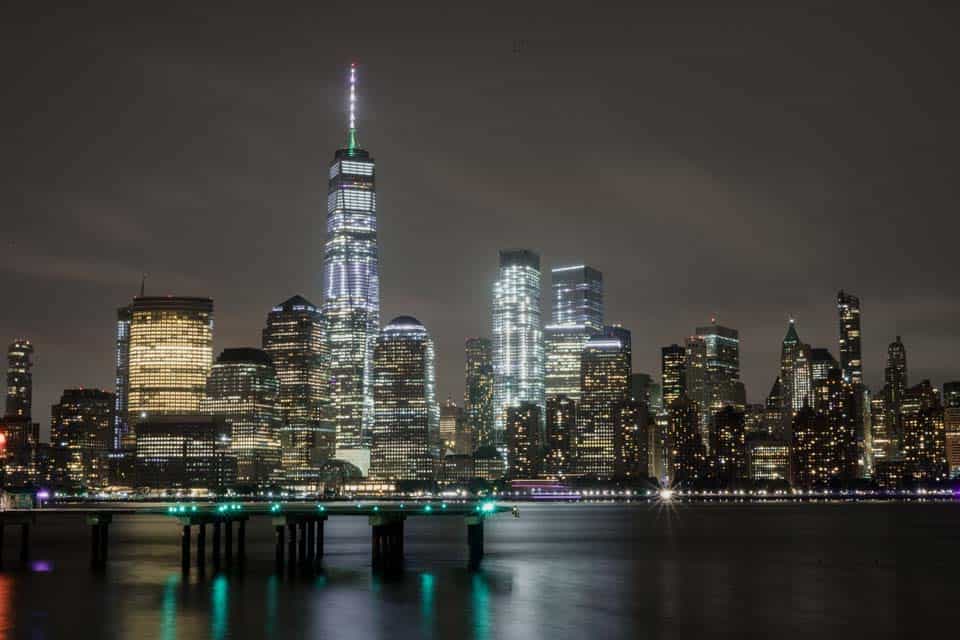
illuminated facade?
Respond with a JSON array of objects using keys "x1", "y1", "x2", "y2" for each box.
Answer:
[
  {"x1": 577, "y1": 327, "x2": 631, "y2": 477},
  {"x1": 114, "y1": 305, "x2": 131, "y2": 449},
  {"x1": 545, "y1": 394, "x2": 576, "y2": 476},
  {"x1": 790, "y1": 406, "x2": 832, "y2": 488},
  {"x1": 369, "y1": 317, "x2": 438, "y2": 481},
  {"x1": 667, "y1": 394, "x2": 706, "y2": 486},
  {"x1": 505, "y1": 402, "x2": 542, "y2": 478},
  {"x1": 492, "y1": 249, "x2": 544, "y2": 439},
  {"x1": 710, "y1": 406, "x2": 746, "y2": 483},
  {"x1": 464, "y1": 337, "x2": 494, "y2": 448},
  {"x1": 836, "y1": 290, "x2": 862, "y2": 385},
  {"x1": 614, "y1": 399, "x2": 649, "y2": 479},
  {"x1": 660, "y1": 344, "x2": 686, "y2": 408},
  {"x1": 883, "y1": 336, "x2": 908, "y2": 447},
  {"x1": 201, "y1": 348, "x2": 282, "y2": 484},
  {"x1": 134, "y1": 415, "x2": 235, "y2": 491},
  {"x1": 439, "y1": 398, "x2": 462, "y2": 451},
  {"x1": 51, "y1": 388, "x2": 114, "y2": 488},
  {"x1": 322, "y1": 64, "x2": 380, "y2": 473},
  {"x1": 544, "y1": 265, "x2": 603, "y2": 400},
  {"x1": 779, "y1": 320, "x2": 801, "y2": 433},
  {"x1": 946, "y1": 382, "x2": 960, "y2": 478},
  {"x1": 901, "y1": 380, "x2": 947, "y2": 482},
  {"x1": 262, "y1": 295, "x2": 335, "y2": 476},
  {"x1": 746, "y1": 437, "x2": 790, "y2": 482},
  {"x1": 5, "y1": 339, "x2": 33, "y2": 419},
  {"x1": 127, "y1": 297, "x2": 214, "y2": 421}
]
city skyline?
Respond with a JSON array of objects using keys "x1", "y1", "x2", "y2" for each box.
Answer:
[{"x1": 3, "y1": 4, "x2": 960, "y2": 436}]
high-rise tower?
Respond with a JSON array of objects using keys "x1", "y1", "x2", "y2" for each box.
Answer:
[
  {"x1": 321, "y1": 63, "x2": 380, "y2": 474},
  {"x1": 492, "y1": 249, "x2": 544, "y2": 440},
  {"x1": 464, "y1": 338, "x2": 494, "y2": 449},
  {"x1": 837, "y1": 290, "x2": 863, "y2": 385},
  {"x1": 544, "y1": 265, "x2": 603, "y2": 400},
  {"x1": 5, "y1": 340, "x2": 33, "y2": 420}
]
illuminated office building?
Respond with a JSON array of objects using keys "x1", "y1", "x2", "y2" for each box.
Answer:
[
  {"x1": 790, "y1": 406, "x2": 832, "y2": 488},
  {"x1": 439, "y1": 398, "x2": 463, "y2": 451},
  {"x1": 765, "y1": 377, "x2": 784, "y2": 439},
  {"x1": 684, "y1": 335, "x2": 709, "y2": 446},
  {"x1": 661, "y1": 344, "x2": 687, "y2": 408},
  {"x1": 710, "y1": 406, "x2": 746, "y2": 483},
  {"x1": 369, "y1": 317, "x2": 438, "y2": 481},
  {"x1": 262, "y1": 295, "x2": 334, "y2": 476},
  {"x1": 870, "y1": 394, "x2": 894, "y2": 462},
  {"x1": 809, "y1": 348, "x2": 838, "y2": 386},
  {"x1": 836, "y1": 290, "x2": 863, "y2": 384},
  {"x1": 51, "y1": 388, "x2": 114, "y2": 487},
  {"x1": 544, "y1": 265, "x2": 603, "y2": 400},
  {"x1": 127, "y1": 297, "x2": 214, "y2": 421},
  {"x1": 134, "y1": 415, "x2": 235, "y2": 491},
  {"x1": 667, "y1": 394, "x2": 706, "y2": 486},
  {"x1": 945, "y1": 382, "x2": 960, "y2": 479},
  {"x1": 505, "y1": 403, "x2": 542, "y2": 479},
  {"x1": 746, "y1": 437, "x2": 790, "y2": 482},
  {"x1": 614, "y1": 399, "x2": 649, "y2": 479},
  {"x1": 464, "y1": 338, "x2": 494, "y2": 448},
  {"x1": 943, "y1": 381, "x2": 960, "y2": 409},
  {"x1": 884, "y1": 336, "x2": 908, "y2": 446},
  {"x1": 492, "y1": 249, "x2": 544, "y2": 439},
  {"x1": 322, "y1": 64, "x2": 380, "y2": 473},
  {"x1": 695, "y1": 321, "x2": 742, "y2": 411},
  {"x1": 545, "y1": 394, "x2": 576, "y2": 476},
  {"x1": 201, "y1": 348, "x2": 282, "y2": 484},
  {"x1": 577, "y1": 327, "x2": 631, "y2": 477},
  {"x1": 114, "y1": 305, "x2": 131, "y2": 449},
  {"x1": 901, "y1": 380, "x2": 947, "y2": 482},
  {"x1": 779, "y1": 320, "x2": 802, "y2": 432},
  {"x1": 5, "y1": 339, "x2": 33, "y2": 420}
]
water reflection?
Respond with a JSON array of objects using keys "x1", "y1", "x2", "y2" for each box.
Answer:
[
  {"x1": 420, "y1": 573, "x2": 435, "y2": 639},
  {"x1": 471, "y1": 573, "x2": 490, "y2": 640},
  {"x1": 264, "y1": 575, "x2": 278, "y2": 637},
  {"x1": 210, "y1": 575, "x2": 229, "y2": 639},
  {"x1": 0, "y1": 575, "x2": 13, "y2": 639},
  {"x1": 160, "y1": 575, "x2": 179, "y2": 640}
]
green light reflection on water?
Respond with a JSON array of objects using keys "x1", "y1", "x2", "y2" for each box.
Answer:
[
  {"x1": 211, "y1": 575, "x2": 229, "y2": 640},
  {"x1": 265, "y1": 575, "x2": 278, "y2": 636},
  {"x1": 420, "y1": 573, "x2": 435, "y2": 638},
  {"x1": 472, "y1": 573, "x2": 490, "y2": 640},
  {"x1": 160, "y1": 574, "x2": 179, "y2": 640}
]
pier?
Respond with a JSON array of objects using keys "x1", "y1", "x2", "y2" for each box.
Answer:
[{"x1": 0, "y1": 501, "x2": 516, "y2": 575}]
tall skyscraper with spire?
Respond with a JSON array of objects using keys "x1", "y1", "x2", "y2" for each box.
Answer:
[{"x1": 321, "y1": 63, "x2": 380, "y2": 474}]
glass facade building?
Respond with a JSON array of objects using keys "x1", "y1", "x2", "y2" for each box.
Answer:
[
  {"x1": 322, "y1": 64, "x2": 380, "y2": 474},
  {"x1": 51, "y1": 388, "x2": 114, "y2": 487},
  {"x1": 577, "y1": 327, "x2": 631, "y2": 477},
  {"x1": 126, "y1": 297, "x2": 214, "y2": 421},
  {"x1": 492, "y1": 249, "x2": 544, "y2": 440},
  {"x1": 837, "y1": 290, "x2": 863, "y2": 385},
  {"x1": 201, "y1": 348, "x2": 282, "y2": 484},
  {"x1": 661, "y1": 344, "x2": 686, "y2": 408},
  {"x1": 464, "y1": 337, "x2": 494, "y2": 449},
  {"x1": 114, "y1": 306, "x2": 131, "y2": 449},
  {"x1": 262, "y1": 295, "x2": 334, "y2": 476},
  {"x1": 544, "y1": 265, "x2": 602, "y2": 400},
  {"x1": 369, "y1": 317, "x2": 438, "y2": 481}
]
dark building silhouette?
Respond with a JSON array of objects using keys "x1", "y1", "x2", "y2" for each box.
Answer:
[
  {"x1": 667, "y1": 395, "x2": 706, "y2": 486},
  {"x1": 901, "y1": 380, "x2": 947, "y2": 482},
  {"x1": 883, "y1": 336, "x2": 908, "y2": 449},
  {"x1": 5, "y1": 340, "x2": 33, "y2": 420},
  {"x1": 51, "y1": 388, "x2": 114, "y2": 488},
  {"x1": 836, "y1": 290, "x2": 863, "y2": 385},
  {"x1": 134, "y1": 415, "x2": 235, "y2": 491}
]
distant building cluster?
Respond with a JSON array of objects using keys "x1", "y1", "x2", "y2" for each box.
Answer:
[{"x1": 2, "y1": 69, "x2": 958, "y2": 496}]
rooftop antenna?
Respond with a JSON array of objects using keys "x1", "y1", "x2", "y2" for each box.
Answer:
[
  {"x1": 347, "y1": 62, "x2": 359, "y2": 153},
  {"x1": 139, "y1": 273, "x2": 147, "y2": 297}
]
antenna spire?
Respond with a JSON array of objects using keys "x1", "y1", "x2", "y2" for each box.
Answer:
[
  {"x1": 139, "y1": 273, "x2": 147, "y2": 297},
  {"x1": 347, "y1": 62, "x2": 359, "y2": 153}
]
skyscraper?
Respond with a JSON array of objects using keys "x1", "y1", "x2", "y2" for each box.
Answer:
[
  {"x1": 809, "y1": 348, "x2": 838, "y2": 386},
  {"x1": 439, "y1": 397, "x2": 463, "y2": 451},
  {"x1": 661, "y1": 344, "x2": 686, "y2": 408},
  {"x1": 884, "y1": 336, "x2": 908, "y2": 447},
  {"x1": 710, "y1": 406, "x2": 747, "y2": 484},
  {"x1": 201, "y1": 348, "x2": 282, "y2": 484},
  {"x1": 544, "y1": 265, "x2": 603, "y2": 400},
  {"x1": 322, "y1": 63, "x2": 380, "y2": 473},
  {"x1": 943, "y1": 382, "x2": 960, "y2": 478},
  {"x1": 127, "y1": 297, "x2": 214, "y2": 421},
  {"x1": 51, "y1": 388, "x2": 114, "y2": 487},
  {"x1": 614, "y1": 399, "x2": 649, "y2": 479},
  {"x1": 262, "y1": 295, "x2": 334, "y2": 476},
  {"x1": 779, "y1": 320, "x2": 803, "y2": 431},
  {"x1": 369, "y1": 317, "x2": 438, "y2": 481},
  {"x1": 505, "y1": 403, "x2": 543, "y2": 479},
  {"x1": 836, "y1": 290, "x2": 863, "y2": 385},
  {"x1": 492, "y1": 249, "x2": 544, "y2": 440},
  {"x1": 667, "y1": 394, "x2": 706, "y2": 486},
  {"x1": 694, "y1": 321, "x2": 744, "y2": 449},
  {"x1": 5, "y1": 340, "x2": 33, "y2": 420},
  {"x1": 545, "y1": 394, "x2": 576, "y2": 476},
  {"x1": 464, "y1": 338, "x2": 494, "y2": 449},
  {"x1": 114, "y1": 305, "x2": 131, "y2": 449},
  {"x1": 576, "y1": 327, "x2": 631, "y2": 477},
  {"x1": 901, "y1": 380, "x2": 947, "y2": 482}
]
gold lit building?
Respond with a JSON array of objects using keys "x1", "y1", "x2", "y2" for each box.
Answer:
[{"x1": 127, "y1": 297, "x2": 214, "y2": 421}]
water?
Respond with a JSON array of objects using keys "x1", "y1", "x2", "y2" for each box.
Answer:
[{"x1": 1, "y1": 503, "x2": 958, "y2": 638}]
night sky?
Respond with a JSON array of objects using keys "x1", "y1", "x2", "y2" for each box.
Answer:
[{"x1": 3, "y1": 2, "x2": 959, "y2": 435}]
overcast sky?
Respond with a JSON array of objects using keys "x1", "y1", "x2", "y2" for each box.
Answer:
[{"x1": 3, "y1": 2, "x2": 959, "y2": 435}]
